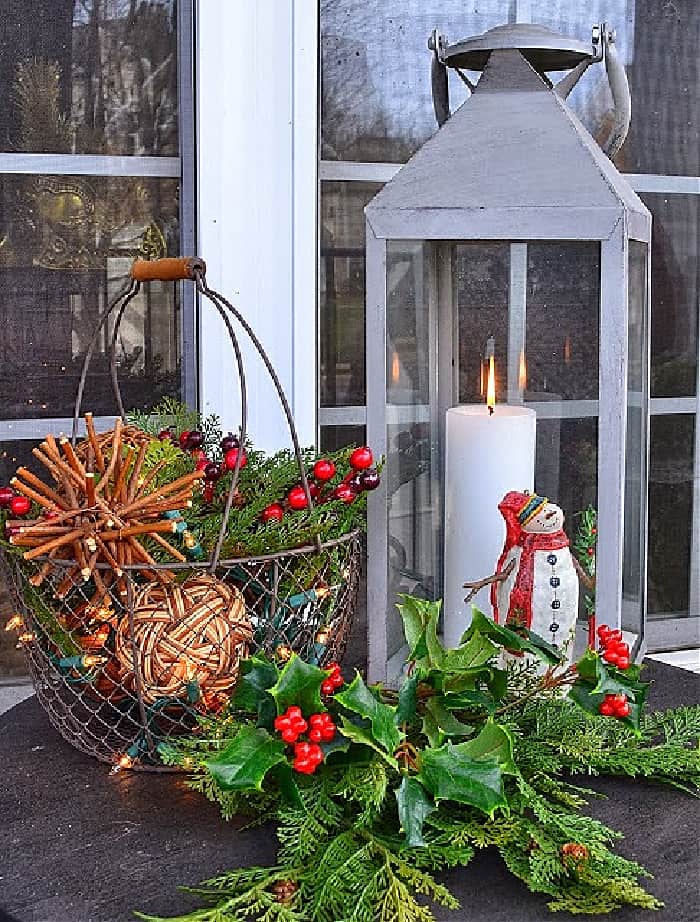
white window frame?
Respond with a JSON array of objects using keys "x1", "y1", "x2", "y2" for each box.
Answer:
[{"x1": 196, "y1": 0, "x2": 318, "y2": 452}]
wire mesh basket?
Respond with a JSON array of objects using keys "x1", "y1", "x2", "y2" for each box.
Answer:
[{"x1": 2, "y1": 257, "x2": 362, "y2": 770}]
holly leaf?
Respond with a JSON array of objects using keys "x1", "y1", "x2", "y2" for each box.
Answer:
[
  {"x1": 397, "y1": 595, "x2": 430, "y2": 662},
  {"x1": 269, "y1": 654, "x2": 326, "y2": 716},
  {"x1": 232, "y1": 654, "x2": 280, "y2": 726},
  {"x1": 419, "y1": 741, "x2": 506, "y2": 815},
  {"x1": 424, "y1": 697, "x2": 475, "y2": 738},
  {"x1": 424, "y1": 601, "x2": 446, "y2": 670},
  {"x1": 442, "y1": 631, "x2": 499, "y2": 673},
  {"x1": 338, "y1": 717, "x2": 398, "y2": 769},
  {"x1": 270, "y1": 761, "x2": 302, "y2": 807},
  {"x1": 460, "y1": 720, "x2": 517, "y2": 775},
  {"x1": 462, "y1": 608, "x2": 561, "y2": 665},
  {"x1": 395, "y1": 673, "x2": 419, "y2": 725},
  {"x1": 395, "y1": 777, "x2": 436, "y2": 847},
  {"x1": 205, "y1": 726, "x2": 286, "y2": 792},
  {"x1": 442, "y1": 690, "x2": 498, "y2": 715},
  {"x1": 335, "y1": 672, "x2": 400, "y2": 754}
]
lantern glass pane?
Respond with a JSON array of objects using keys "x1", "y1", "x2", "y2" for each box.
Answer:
[
  {"x1": 622, "y1": 240, "x2": 649, "y2": 639},
  {"x1": 385, "y1": 241, "x2": 441, "y2": 661}
]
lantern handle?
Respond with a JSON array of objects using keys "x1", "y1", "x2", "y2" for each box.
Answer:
[
  {"x1": 554, "y1": 24, "x2": 603, "y2": 100},
  {"x1": 599, "y1": 24, "x2": 631, "y2": 159},
  {"x1": 429, "y1": 30, "x2": 450, "y2": 127}
]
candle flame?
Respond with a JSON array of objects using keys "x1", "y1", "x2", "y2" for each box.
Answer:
[
  {"x1": 391, "y1": 350, "x2": 400, "y2": 385},
  {"x1": 518, "y1": 350, "x2": 527, "y2": 391},
  {"x1": 564, "y1": 335, "x2": 572, "y2": 364},
  {"x1": 486, "y1": 355, "x2": 496, "y2": 413}
]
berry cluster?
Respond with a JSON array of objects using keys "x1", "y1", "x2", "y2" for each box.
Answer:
[
  {"x1": 159, "y1": 429, "x2": 248, "y2": 504},
  {"x1": 0, "y1": 487, "x2": 31, "y2": 518},
  {"x1": 273, "y1": 704, "x2": 338, "y2": 774},
  {"x1": 261, "y1": 447, "x2": 380, "y2": 524},
  {"x1": 321, "y1": 662, "x2": 344, "y2": 696},
  {"x1": 598, "y1": 692, "x2": 630, "y2": 718},
  {"x1": 597, "y1": 625, "x2": 631, "y2": 670}
]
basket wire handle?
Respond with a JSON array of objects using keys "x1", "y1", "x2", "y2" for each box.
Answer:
[
  {"x1": 72, "y1": 279, "x2": 140, "y2": 444},
  {"x1": 194, "y1": 270, "x2": 322, "y2": 559}
]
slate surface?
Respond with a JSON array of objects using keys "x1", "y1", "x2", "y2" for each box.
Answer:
[{"x1": 1, "y1": 660, "x2": 698, "y2": 922}]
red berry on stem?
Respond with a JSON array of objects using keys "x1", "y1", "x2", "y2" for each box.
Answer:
[
  {"x1": 616, "y1": 701, "x2": 631, "y2": 718},
  {"x1": 308, "y1": 728, "x2": 323, "y2": 743},
  {"x1": 616, "y1": 656, "x2": 630, "y2": 670},
  {"x1": 225, "y1": 448, "x2": 247, "y2": 471},
  {"x1": 349, "y1": 446, "x2": 373, "y2": 470},
  {"x1": 178, "y1": 430, "x2": 191, "y2": 448},
  {"x1": 204, "y1": 462, "x2": 221, "y2": 481},
  {"x1": 308, "y1": 481, "x2": 320, "y2": 500},
  {"x1": 359, "y1": 469, "x2": 381, "y2": 491},
  {"x1": 261, "y1": 503, "x2": 284, "y2": 523},
  {"x1": 281, "y1": 728, "x2": 299, "y2": 744},
  {"x1": 196, "y1": 457, "x2": 211, "y2": 472},
  {"x1": 220, "y1": 433, "x2": 240, "y2": 453},
  {"x1": 313, "y1": 459, "x2": 336, "y2": 482},
  {"x1": 0, "y1": 487, "x2": 16, "y2": 507},
  {"x1": 158, "y1": 428, "x2": 173, "y2": 441},
  {"x1": 9, "y1": 495, "x2": 31, "y2": 516},
  {"x1": 599, "y1": 701, "x2": 615, "y2": 716},
  {"x1": 321, "y1": 680, "x2": 335, "y2": 695},
  {"x1": 333, "y1": 484, "x2": 357, "y2": 504},
  {"x1": 274, "y1": 716, "x2": 292, "y2": 732},
  {"x1": 287, "y1": 706, "x2": 303, "y2": 720},
  {"x1": 186, "y1": 430, "x2": 205, "y2": 450},
  {"x1": 287, "y1": 486, "x2": 308, "y2": 510}
]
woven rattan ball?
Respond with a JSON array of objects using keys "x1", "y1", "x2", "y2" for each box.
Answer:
[{"x1": 114, "y1": 575, "x2": 252, "y2": 706}]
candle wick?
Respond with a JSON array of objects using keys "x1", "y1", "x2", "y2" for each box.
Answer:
[{"x1": 488, "y1": 406, "x2": 494, "y2": 417}]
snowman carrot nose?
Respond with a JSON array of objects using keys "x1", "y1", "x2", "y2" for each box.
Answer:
[{"x1": 545, "y1": 510, "x2": 556, "y2": 519}]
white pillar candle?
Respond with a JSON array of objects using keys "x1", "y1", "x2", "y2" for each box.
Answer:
[{"x1": 443, "y1": 405, "x2": 536, "y2": 648}]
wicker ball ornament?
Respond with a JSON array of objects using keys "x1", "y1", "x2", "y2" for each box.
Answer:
[{"x1": 114, "y1": 575, "x2": 253, "y2": 706}]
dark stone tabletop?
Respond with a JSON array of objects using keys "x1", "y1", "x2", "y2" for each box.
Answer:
[{"x1": 1, "y1": 660, "x2": 698, "y2": 922}]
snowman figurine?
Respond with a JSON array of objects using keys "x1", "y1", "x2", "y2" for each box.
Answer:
[{"x1": 464, "y1": 491, "x2": 579, "y2": 667}]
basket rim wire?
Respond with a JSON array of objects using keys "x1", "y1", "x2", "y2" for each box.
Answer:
[{"x1": 7, "y1": 257, "x2": 362, "y2": 770}]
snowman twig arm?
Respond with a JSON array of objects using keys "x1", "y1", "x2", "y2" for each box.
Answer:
[
  {"x1": 463, "y1": 559, "x2": 516, "y2": 604},
  {"x1": 572, "y1": 555, "x2": 596, "y2": 592}
]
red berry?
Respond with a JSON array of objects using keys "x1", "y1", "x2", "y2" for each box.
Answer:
[
  {"x1": 308, "y1": 481, "x2": 320, "y2": 500},
  {"x1": 307, "y1": 743, "x2": 324, "y2": 763},
  {"x1": 287, "y1": 486, "x2": 308, "y2": 510},
  {"x1": 321, "y1": 680, "x2": 335, "y2": 695},
  {"x1": 616, "y1": 656, "x2": 630, "y2": 670},
  {"x1": 349, "y1": 446, "x2": 373, "y2": 470},
  {"x1": 274, "y1": 715, "x2": 292, "y2": 732},
  {"x1": 615, "y1": 701, "x2": 631, "y2": 718},
  {"x1": 603, "y1": 649, "x2": 620, "y2": 665},
  {"x1": 196, "y1": 457, "x2": 211, "y2": 472},
  {"x1": 186, "y1": 430, "x2": 205, "y2": 450},
  {"x1": 294, "y1": 740, "x2": 312, "y2": 757},
  {"x1": 597, "y1": 625, "x2": 610, "y2": 639},
  {"x1": 320, "y1": 724, "x2": 336, "y2": 742},
  {"x1": 178, "y1": 430, "x2": 191, "y2": 448},
  {"x1": 203, "y1": 483, "x2": 215, "y2": 504},
  {"x1": 611, "y1": 693, "x2": 627, "y2": 708},
  {"x1": 308, "y1": 728, "x2": 323, "y2": 743},
  {"x1": 291, "y1": 718, "x2": 308, "y2": 734},
  {"x1": 9, "y1": 496, "x2": 31, "y2": 517},
  {"x1": 313, "y1": 459, "x2": 336, "y2": 482},
  {"x1": 225, "y1": 448, "x2": 247, "y2": 471},
  {"x1": 158, "y1": 428, "x2": 173, "y2": 441},
  {"x1": 287, "y1": 706, "x2": 303, "y2": 719},
  {"x1": 587, "y1": 547, "x2": 594, "y2": 556},
  {"x1": 292, "y1": 758, "x2": 315, "y2": 774},
  {"x1": 281, "y1": 728, "x2": 299, "y2": 744},
  {"x1": 309, "y1": 714, "x2": 324, "y2": 728},
  {"x1": 359, "y1": 469, "x2": 381, "y2": 491},
  {"x1": 607, "y1": 630, "x2": 623, "y2": 643},
  {"x1": 204, "y1": 462, "x2": 221, "y2": 481},
  {"x1": 599, "y1": 702, "x2": 615, "y2": 716},
  {"x1": 333, "y1": 484, "x2": 357, "y2": 504},
  {"x1": 0, "y1": 487, "x2": 16, "y2": 507},
  {"x1": 261, "y1": 503, "x2": 284, "y2": 523},
  {"x1": 325, "y1": 662, "x2": 341, "y2": 675},
  {"x1": 220, "y1": 433, "x2": 240, "y2": 453}
]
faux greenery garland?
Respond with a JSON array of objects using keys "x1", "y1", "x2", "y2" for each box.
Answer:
[{"x1": 137, "y1": 598, "x2": 700, "y2": 921}]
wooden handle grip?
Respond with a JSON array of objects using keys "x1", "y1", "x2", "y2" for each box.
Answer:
[{"x1": 130, "y1": 257, "x2": 206, "y2": 282}]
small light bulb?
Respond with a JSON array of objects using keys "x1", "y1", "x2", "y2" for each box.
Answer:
[
  {"x1": 17, "y1": 631, "x2": 35, "y2": 645},
  {"x1": 315, "y1": 627, "x2": 330, "y2": 646},
  {"x1": 5, "y1": 615, "x2": 24, "y2": 632},
  {"x1": 82, "y1": 654, "x2": 108, "y2": 669},
  {"x1": 115, "y1": 753, "x2": 133, "y2": 771},
  {"x1": 275, "y1": 644, "x2": 292, "y2": 662}
]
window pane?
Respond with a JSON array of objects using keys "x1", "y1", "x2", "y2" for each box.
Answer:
[
  {"x1": 320, "y1": 425, "x2": 366, "y2": 452},
  {"x1": 0, "y1": 0, "x2": 178, "y2": 156},
  {"x1": 321, "y1": 1, "x2": 699, "y2": 175},
  {"x1": 0, "y1": 174, "x2": 181, "y2": 419},
  {"x1": 320, "y1": 181, "x2": 381, "y2": 407},
  {"x1": 642, "y1": 193, "x2": 698, "y2": 398},
  {"x1": 648, "y1": 414, "x2": 695, "y2": 617}
]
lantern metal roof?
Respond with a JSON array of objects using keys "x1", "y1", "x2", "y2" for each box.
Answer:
[{"x1": 365, "y1": 48, "x2": 650, "y2": 243}]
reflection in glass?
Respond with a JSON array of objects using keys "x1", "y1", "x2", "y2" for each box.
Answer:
[
  {"x1": 321, "y1": 0, "x2": 698, "y2": 174},
  {"x1": 0, "y1": 0, "x2": 178, "y2": 156},
  {"x1": 642, "y1": 193, "x2": 698, "y2": 398},
  {"x1": 320, "y1": 425, "x2": 366, "y2": 452},
  {"x1": 648, "y1": 414, "x2": 695, "y2": 618},
  {"x1": 0, "y1": 174, "x2": 181, "y2": 418},
  {"x1": 320, "y1": 182, "x2": 381, "y2": 407},
  {"x1": 622, "y1": 241, "x2": 648, "y2": 636}
]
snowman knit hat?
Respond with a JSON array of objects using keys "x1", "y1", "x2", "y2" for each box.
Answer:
[
  {"x1": 497, "y1": 491, "x2": 549, "y2": 548},
  {"x1": 517, "y1": 493, "x2": 549, "y2": 526}
]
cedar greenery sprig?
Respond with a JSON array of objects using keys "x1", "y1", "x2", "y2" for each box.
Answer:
[{"x1": 136, "y1": 598, "x2": 700, "y2": 920}]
